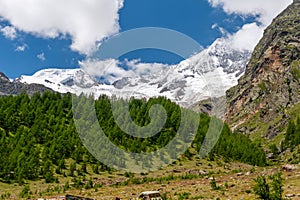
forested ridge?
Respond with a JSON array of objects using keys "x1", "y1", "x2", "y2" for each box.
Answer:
[{"x1": 0, "y1": 92, "x2": 266, "y2": 184}]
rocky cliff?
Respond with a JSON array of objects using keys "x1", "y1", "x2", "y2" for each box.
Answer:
[
  {"x1": 226, "y1": 0, "x2": 300, "y2": 138},
  {"x1": 0, "y1": 72, "x2": 52, "y2": 96}
]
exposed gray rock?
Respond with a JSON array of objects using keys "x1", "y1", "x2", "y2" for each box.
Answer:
[{"x1": 0, "y1": 72, "x2": 52, "y2": 95}]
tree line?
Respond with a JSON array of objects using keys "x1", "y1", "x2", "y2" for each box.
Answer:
[{"x1": 0, "y1": 92, "x2": 266, "y2": 184}]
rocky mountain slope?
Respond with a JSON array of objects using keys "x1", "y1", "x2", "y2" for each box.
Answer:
[
  {"x1": 0, "y1": 72, "x2": 52, "y2": 96},
  {"x1": 18, "y1": 38, "x2": 251, "y2": 108},
  {"x1": 226, "y1": 0, "x2": 300, "y2": 138}
]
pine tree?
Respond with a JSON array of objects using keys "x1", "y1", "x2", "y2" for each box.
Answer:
[{"x1": 254, "y1": 176, "x2": 270, "y2": 200}]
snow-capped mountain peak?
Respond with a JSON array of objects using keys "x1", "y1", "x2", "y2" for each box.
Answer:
[
  {"x1": 18, "y1": 38, "x2": 251, "y2": 107},
  {"x1": 19, "y1": 68, "x2": 99, "y2": 92}
]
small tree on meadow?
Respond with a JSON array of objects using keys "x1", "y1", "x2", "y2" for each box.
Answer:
[{"x1": 253, "y1": 172, "x2": 283, "y2": 200}]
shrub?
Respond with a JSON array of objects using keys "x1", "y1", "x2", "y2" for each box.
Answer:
[{"x1": 253, "y1": 172, "x2": 283, "y2": 200}]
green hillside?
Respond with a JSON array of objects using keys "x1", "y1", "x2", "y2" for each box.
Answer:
[{"x1": 0, "y1": 92, "x2": 266, "y2": 187}]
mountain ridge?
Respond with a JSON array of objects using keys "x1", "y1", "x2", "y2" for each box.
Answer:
[
  {"x1": 17, "y1": 38, "x2": 251, "y2": 108},
  {"x1": 226, "y1": 0, "x2": 300, "y2": 138},
  {"x1": 0, "y1": 71, "x2": 52, "y2": 96}
]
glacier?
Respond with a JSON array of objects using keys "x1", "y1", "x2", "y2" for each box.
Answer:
[{"x1": 18, "y1": 38, "x2": 251, "y2": 108}]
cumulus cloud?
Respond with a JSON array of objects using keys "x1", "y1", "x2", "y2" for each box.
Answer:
[
  {"x1": 226, "y1": 23, "x2": 264, "y2": 51},
  {"x1": 79, "y1": 58, "x2": 169, "y2": 84},
  {"x1": 208, "y1": 0, "x2": 293, "y2": 51},
  {"x1": 15, "y1": 44, "x2": 28, "y2": 52},
  {"x1": 208, "y1": 0, "x2": 292, "y2": 25},
  {"x1": 80, "y1": 59, "x2": 123, "y2": 83},
  {"x1": 124, "y1": 59, "x2": 169, "y2": 77},
  {"x1": 0, "y1": 25, "x2": 17, "y2": 40},
  {"x1": 37, "y1": 53, "x2": 46, "y2": 61},
  {"x1": 0, "y1": 0, "x2": 124, "y2": 55}
]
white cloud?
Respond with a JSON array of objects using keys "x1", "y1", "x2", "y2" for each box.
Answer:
[
  {"x1": 0, "y1": 0, "x2": 124, "y2": 55},
  {"x1": 15, "y1": 44, "x2": 28, "y2": 52},
  {"x1": 208, "y1": 0, "x2": 292, "y2": 25},
  {"x1": 226, "y1": 23, "x2": 264, "y2": 51},
  {"x1": 124, "y1": 59, "x2": 169, "y2": 77},
  {"x1": 0, "y1": 25, "x2": 17, "y2": 40},
  {"x1": 208, "y1": 0, "x2": 293, "y2": 51},
  {"x1": 211, "y1": 23, "x2": 228, "y2": 36},
  {"x1": 211, "y1": 23, "x2": 218, "y2": 29},
  {"x1": 80, "y1": 59, "x2": 123, "y2": 83},
  {"x1": 79, "y1": 58, "x2": 169, "y2": 84},
  {"x1": 37, "y1": 53, "x2": 46, "y2": 61}
]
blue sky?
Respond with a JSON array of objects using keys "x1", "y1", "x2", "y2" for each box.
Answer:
[{"x1": 0, "y1": 0, "x2": 292, "y2": 78}]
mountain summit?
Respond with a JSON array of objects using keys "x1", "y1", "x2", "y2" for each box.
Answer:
[
  {"x1": 0, "y1": 72, "x2": 52, "y2": 96},
  {"x1": 18, "y1": 38, "x2": 250, "y2": 108},
  {"x1": 226, "y1": 0, "x2": 300, "y2": 137}
]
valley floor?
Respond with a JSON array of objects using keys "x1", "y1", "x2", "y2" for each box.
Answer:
[{"x1": 1, "y1": 159, "x2": 299, "y2": 200}]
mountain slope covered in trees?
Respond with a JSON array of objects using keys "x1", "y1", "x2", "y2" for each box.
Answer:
[{"x1": 0, "y1": 92, "x2": 266, "y2": 185}]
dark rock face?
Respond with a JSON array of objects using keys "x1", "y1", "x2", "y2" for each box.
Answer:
[
  {"x1": 226, "y1": 1, "x2": 300, "y2": 137},
  {"x1": 0, "y1": 72, "x2": 10, "y2": 82},
  {"x1": 113, "y1": 77, "x2": 130, "y2": 89},
  {"x1": 0, "y1": 72, "x2": 52, "y2": 96}
]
